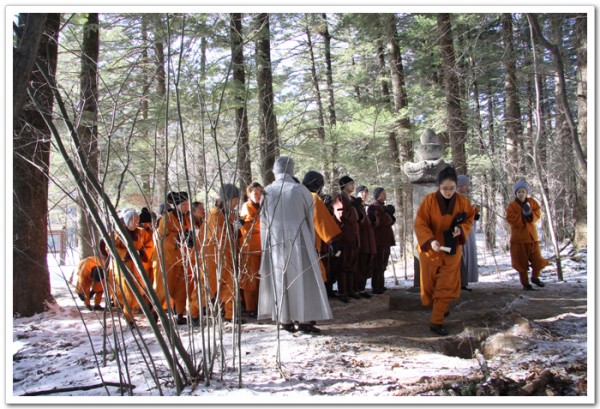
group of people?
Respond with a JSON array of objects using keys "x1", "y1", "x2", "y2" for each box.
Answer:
[{"x1": 75, "y1": 157, "x2": 549, "y2": 337}]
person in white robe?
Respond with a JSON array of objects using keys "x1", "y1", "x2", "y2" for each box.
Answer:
[
  {"x1": 257, "y1": 156, "x2": 333, "y2": 334},
  {"x1": 457, "y1": 175, "x2": 480, "y2": 290}
]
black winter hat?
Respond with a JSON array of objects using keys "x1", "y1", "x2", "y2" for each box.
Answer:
[
  {"x1": 302, "y1": 171, "x2": 325, "y2": 193},
  {"x1": 373, "y1": 187, "x2": 385, "y2": 200},
  {"x1": 355, "y1": 185, "x2": 368, "y2": 195},
  {"x1": 167, "y1": 191, "x2": 189, "y2": 206},
  {"x1": 219, "y1": 184, "x2": 240, "y2": 201},
  {"x1": 139, "y1": 207, "x2": 152, "y2": 223},
  {"x1": 339, "y1": 175, "x2": 354, "y2": 189}
]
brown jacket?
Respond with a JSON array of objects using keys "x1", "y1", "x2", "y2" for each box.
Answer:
[{"x1": 506, "y1": 198, "x2": 542, "y2": 243}]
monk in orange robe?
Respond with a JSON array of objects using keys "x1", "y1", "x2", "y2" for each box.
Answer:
[{"x1": 414, "y1": 166, "x2": 475, "y2": 336}]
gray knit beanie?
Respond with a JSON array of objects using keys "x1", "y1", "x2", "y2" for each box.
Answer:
[
  {"x1": 355, "y1": 185, "x2": 368, "y2": 195},
  {"x1": 457, "y1": 175, "x2": 470, "y2": 187},
  {"x1": 122, "y1": 208, "x2": 138, "y2": 228},
  {"x1": 219, "y1": 183, "x2": 240, "y2": 201},
  {"x1": 513, "y1": 181, "x2": 529, "y2": 196},
  {"x1": 273, "y1": 156, "x2": 295, "y2": 176},
  {"x1": 373, "y1": 187, "x2": 385, "y2": 200}
]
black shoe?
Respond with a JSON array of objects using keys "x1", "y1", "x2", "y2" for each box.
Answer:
[
  {"x1": 349, "y1": 293, "x2": 361, "y2": 299},
  {"x1": 298, "y1": 323, "x2": 321, "y2": 334},
  {"x1": 128, "y1": 320, "x2": 137, "y2": 330},
  {"x1": 430, "y1": 325, "x2": 449, "y2": 336},
  {"x1": 248, "y1": 312, "x2": 257, "y2": 319},
  {"x1": 372, "y1": 290, "x2": 384, "y2": 295},
  {"x1": 281, "y1": 323, "x2": 297, "y2": 333},
  {"x1": 191, "y1": 317, "x2": 200, "y2": 328},
  {"x1": 176, "y1": 315, "x2": 187, "y2": 325},
  {"x1": 523, "y1": 284, "x2": 535, "y2": 291},
  {"x1": 339, "y1": 296, "x2": 350, "y2": 303},
  {"x1": 360, "y1": 292, "x2": 373, "y2": 299},
  {"x1": 461, "y1": 286, "x2": 473, "y2": 292},
  {"x1": 444, "y1": 311, "x2": 450, "y2": 318},
  {"x1": 93, "y1": 305, "x2": 105, "y2": 311},
  {"x1": 531, "y1": 278, "x2": 545, "y2": 287}
]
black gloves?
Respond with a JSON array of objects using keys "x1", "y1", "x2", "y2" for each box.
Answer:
[
  {"x1": 522, "y1": 202, "x2": 532, "y2": 217},
  {"x1": 139, "y1": 249, "x2": 149, "y2": 262},
  {"x1": 384, "y1": 204, "x2": 395, "y2": 216},
  {"x1": 182, "y1": 230, "x2": 194, "y2": 248},
  {"x1": 442, "y1": 212, "x2": 467, "y2": 255}
]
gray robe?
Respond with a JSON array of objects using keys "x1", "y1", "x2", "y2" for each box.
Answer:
[
  {"x1": 257, "y1": 173, "x2": 333, "y2": 323},
  {"x1": 461, "y1": 219, "x2": 479, "y2": 283}
]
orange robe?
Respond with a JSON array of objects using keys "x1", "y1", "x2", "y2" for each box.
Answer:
[
  {"x1": 110, "y1": 228, "x2": 154, "y2": 323},
  {"x1": 189, "y1": 219, "x2": 207, "y2": 319},
  {"x1": 414, "y1": 191, "x2": 475, "y2": 326},
  {"x1": 204, "y1": 206, "x2": 238, "y2": 320},
  {"x1": 140, "y1": 223, "x2": 155, "y2": 288},
  {"x1": 506, "y1": 198, "x2": 549, "y2": 286},
  {"x1": 75, "y1": 256, "x2": 104, "y2": 308},
  {"x1": 238, "y1": 201, "x2": 262, "y2": 313},
  {"x1": 154, "y1": 211, "x2": 190, "y2": 316},
  {"x1": 311, "y1": 192, "x2": 342, "y2": 281}
]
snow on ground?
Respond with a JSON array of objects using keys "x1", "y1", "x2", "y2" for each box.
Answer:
[{"x1": 9, "y1": 233, "x2": 593, "y2": 404}]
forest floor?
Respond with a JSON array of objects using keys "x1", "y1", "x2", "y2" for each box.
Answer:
[{"x1": 11, "y1": 244, "x2": 590, "y2": 403}]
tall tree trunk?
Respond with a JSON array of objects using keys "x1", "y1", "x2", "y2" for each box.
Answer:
[
  {"x1": 13, "y1": 13, "x2": 61, "y2": 317},
  {"x1": 230, "y1": 13, "x2": 251, "y2": 192},
  {"x1": 437, "y1": 13, "x2": 467, "y2": 175},
  {"x1": 526, "y1": 14, "x2": 564, "y2": 280},
  {"x1": 550, "y1": 15, "x2": 575, "y2": 242},
  {"x1": 140, "y1": 15, "x2": 152, "y2": 197},
  {"x1": 255, "y1": 13, "x2": 279, "y2": 185},
  {"x1": 528, "y1": 13, "x2": 586, "y2": 173},
  {"x1": 351, "y1": 56, "x2": 361, "y2": 102},
  {"x1": 13, "y1": 14, "x2": 47, "y2": 124},
  {"x1": 384, "y1": 13, "x2": 413, "y2": 250},
  {"x1": 305, "y1": 21, "x2": 329, "y2": 182},
  {"x1": 501, "y1": 13, "x2": 522, "y2": 182},
  {"x1": 77, "y1": 13, "x2": 100, "y2": 258},
  {"x1": 319, "y1": 13, "x2": 339, "y2": 193},
  {"x1": 153, "y1": 23, "x2": 167, "y2": 202},
  {"x1": 573, "y1": 13, "x2": 587, "y2": 249},
  {"x1": 484, "y1": 81, "x2": 497, "y2": 250}
]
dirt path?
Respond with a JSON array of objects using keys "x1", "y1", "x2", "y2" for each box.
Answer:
[{"x1": 311, "y1": 275, "x2": 588, "y2": 396}]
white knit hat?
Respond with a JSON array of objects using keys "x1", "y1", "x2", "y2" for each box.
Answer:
[{"x1": 122, "y1": 208, "x2": 138, "y2": 228}]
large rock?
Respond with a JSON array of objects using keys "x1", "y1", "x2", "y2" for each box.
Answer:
[{"x1": 482, "y1": 333, "x2": 532, "y2": 359}]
